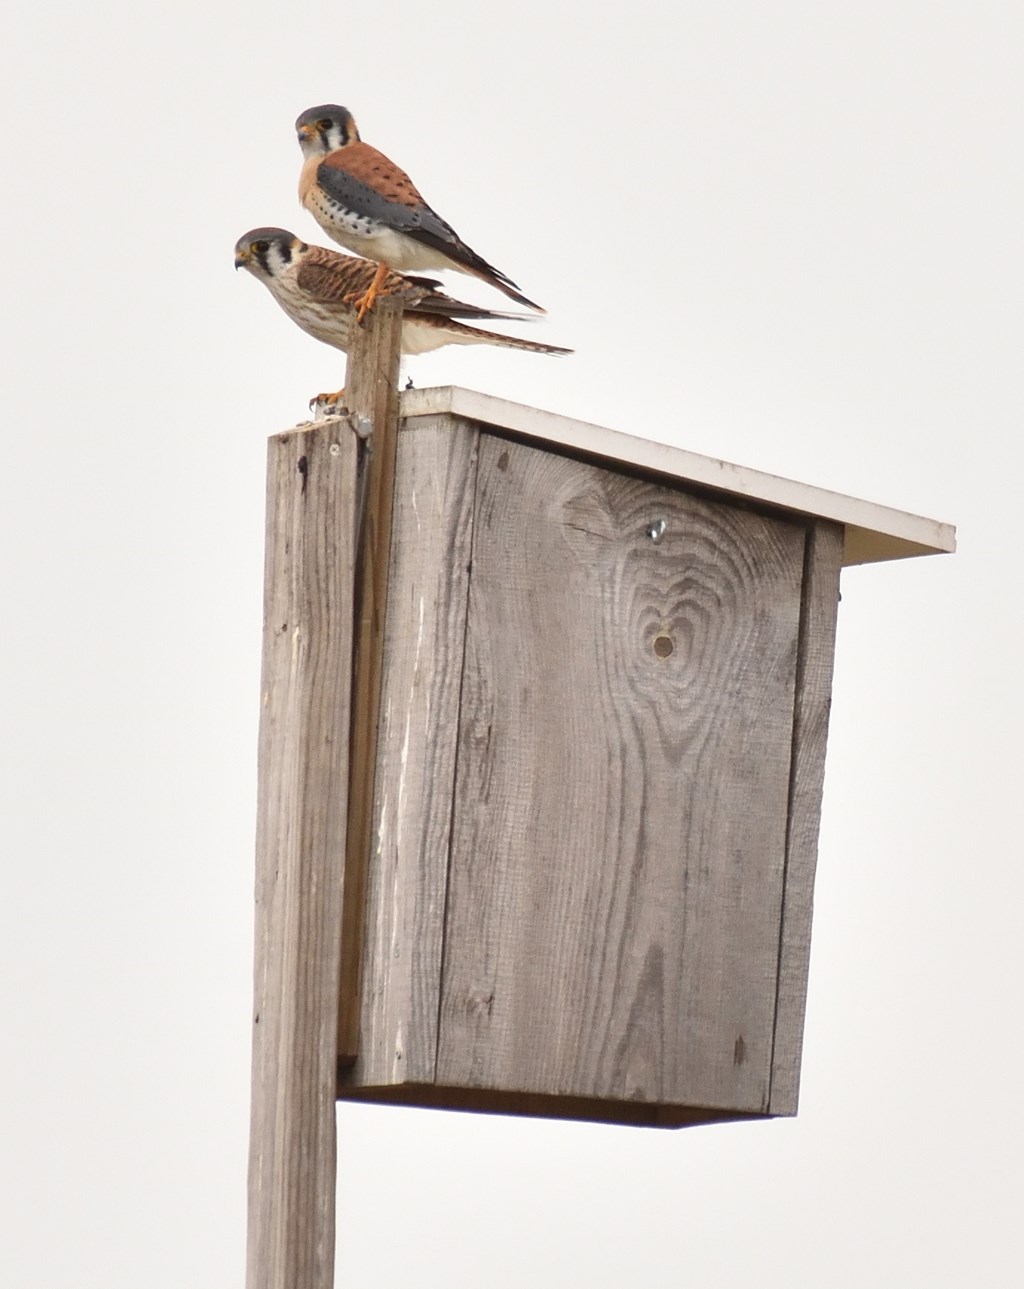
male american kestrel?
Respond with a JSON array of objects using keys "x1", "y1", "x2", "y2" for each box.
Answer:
[
  {"x1": 234, "y1": 228, "x2": 569, "y2": 403},
  {"x1": 295, "y1": 105, "x2": 543, "y2": 320}
]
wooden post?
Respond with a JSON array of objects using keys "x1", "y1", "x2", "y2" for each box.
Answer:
[
  {"x1": 337, "y1": 299, "x2": 404, "y2": 1065},
  {"x1": 246, "y1": 302, "x2": 402, "y2": 1289}
]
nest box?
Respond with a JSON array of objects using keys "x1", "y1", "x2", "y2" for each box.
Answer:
[{"x1": 314, "y1": 387, "x2": 954, "y2": 1129}]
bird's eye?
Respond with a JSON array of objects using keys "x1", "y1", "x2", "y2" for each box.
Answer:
[
  {"x1": 252, "y1": 240, "x2": 268, "y2": 255},
  {"x1": 318, "y1": 119, "x2": 333, "y2": 131}
]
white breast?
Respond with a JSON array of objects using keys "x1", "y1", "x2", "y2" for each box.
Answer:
[{"x1": 305, "y1": 187, "x2": 461, "y2": 274}]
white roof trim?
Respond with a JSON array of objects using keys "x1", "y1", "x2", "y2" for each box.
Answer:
[{"x1": 399, "y1": 386, "x2": 956, "y2": 567}]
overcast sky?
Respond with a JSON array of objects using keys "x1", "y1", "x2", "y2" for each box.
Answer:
[{"x1": 2, "y1": 2, "x2": 1020, "y2": 1285}]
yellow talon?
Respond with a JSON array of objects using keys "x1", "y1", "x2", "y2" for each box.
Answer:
[
  {"x1": 348, "y1": 262, "x2": 391, "y2": 324},
  {"x1": 309, "y1": 387, "x2": 346, "y2": 412}
]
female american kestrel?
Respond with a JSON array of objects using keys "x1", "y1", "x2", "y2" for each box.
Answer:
[
  {"x1": 295, "y1": 105, "x2": 543, "y2": 320},
  {"x1": 234, "y1": 228, "x2": 569, "y2": 404}
]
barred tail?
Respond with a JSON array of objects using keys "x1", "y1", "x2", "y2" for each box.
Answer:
[{"x1": 442, "y1": 319, "x2": 572, "y2": 355}]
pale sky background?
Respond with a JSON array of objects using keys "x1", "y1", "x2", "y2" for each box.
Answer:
[{"x1": 1, "y1": 2, "x2": 1020, "y2": 1285}]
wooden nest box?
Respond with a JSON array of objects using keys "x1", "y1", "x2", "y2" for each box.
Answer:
[
  {"x1": 335, "y1": 388, "x2": 952, "y2": 1129},
  {"x1": 250, "y1": 311, "x2": 955, "y2": 1170}
]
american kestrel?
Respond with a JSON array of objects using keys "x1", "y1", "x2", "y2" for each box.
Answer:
[
  {"x1": 295, "y1": 105, "x2": 543, "y2": 320},
  {"x1": 234, "y1": 228, "x2": 569, "y2": 403}
]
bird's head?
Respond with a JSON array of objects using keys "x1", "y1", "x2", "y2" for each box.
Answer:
[
  {"x1": 295, "y1": 105, "x2": 360, "y2": 157},
  {"x1": 234, "y1": 228, "x2": 307, "y2": 279}
]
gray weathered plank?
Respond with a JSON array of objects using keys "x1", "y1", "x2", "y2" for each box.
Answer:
[
  {"x1": 341, "y1": 415, "x2": 481, "y2": 1089},
  {"x1": 437, "y1": 433, "x2": 807, "y2": 1111},
  {"x1": 247, "y1": 422, "x2": 358, "y2": 1289},
  {"x1": 767, "y1": 519, "x2": 844, "y2": 1114},
  {"x1": 338, "y1": 300, "x2": 404, "y2": 1064}
]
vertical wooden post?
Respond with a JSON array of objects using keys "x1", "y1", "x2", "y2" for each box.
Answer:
[
  {"x1": 247, "y1": 422, "x2": 357, "y2": 1289},
  {"x1": 246, "y1": 302, "x2": 402, "y2": 1289},
  {"x1": 337, "y1": 300, "x2": 404, "y2": 1065}
]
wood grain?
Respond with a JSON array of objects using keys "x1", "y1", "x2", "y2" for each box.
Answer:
[
  {"x1": 247, "y1": 423, "x2": 358, "y2": 1289},
  {"x1": 768, "y1": 519, "x2": 843, "y2": 1114},
  {"x1": 340, "y1": 415, "x2": 481, "y2": 1090},
  {"x1": 338, "y1": 300, "x2": 404, "y2": 1064},
  {"x1": 436, "y1": 434, "x2": 807, "y2": 1112}
]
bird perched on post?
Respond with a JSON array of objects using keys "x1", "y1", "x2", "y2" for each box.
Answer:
[
  {"x1": 295, "y1": 104, "x2": 543, "y2": 320},
  {"x1": 234, "y1": 228, "x2": 570, "y2": 404}
]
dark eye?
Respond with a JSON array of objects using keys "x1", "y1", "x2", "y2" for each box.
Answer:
[
  {"x1": 252, "y1": 240, "x2": 268, "y2": 255},
  {"x1": 318, "y1": 118, "x2": 332, "y2": 131}
]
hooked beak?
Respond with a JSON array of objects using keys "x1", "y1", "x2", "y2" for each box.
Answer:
[
  {"x1": 296, "y1": 122, "x2": 314, "y2": 143},
  {"x1": 234, "y1": 250, "x2": 248, "y2": 270}
]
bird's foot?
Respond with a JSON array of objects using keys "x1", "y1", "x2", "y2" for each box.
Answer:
[
  {"x1": 352, "y1": 288, "x2": 378, "y2": 324},
  {"x1": 344, "y1": 262, "x2": 391, "y2": 325},
  {"x1": 309, "y1": 387, "x2": 347, "y2": 417}
]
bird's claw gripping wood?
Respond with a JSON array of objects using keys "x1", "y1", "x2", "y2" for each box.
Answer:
[
  {"x1": 346, "y1": 262, "x2": 390, "y2": 325},
  {"x1": 309, "y1": 387, "x2": 346, "y2": 413}
]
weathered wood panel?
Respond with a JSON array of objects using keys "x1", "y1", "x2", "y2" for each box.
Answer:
[
  {"x1": 338, "y1": 301, "x2": 404, "y2": 1063},
  {"x1": 437, "y1": 434, "x2": 807, "y2": 1111},
  {"x1": 768, "y1": 519, "x2": 843, "y2": 1114},
  {"x1": 341, "y1": 416, "x2": 480, "y2": 1089},
  {"x1": 247, "y1": 423, "x2": 358, "y2": 1289}
]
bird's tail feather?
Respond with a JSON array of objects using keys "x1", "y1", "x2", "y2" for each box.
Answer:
[
  {"x1": 438, "y1": 319, "x2": 572, "y2": 355},
  {"x1": 466, "y1": 265, "x2": 546, "y2": 313},
  {"x1": 409, "y1": 297, "x2": 538, "y2": 323}
]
